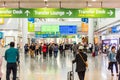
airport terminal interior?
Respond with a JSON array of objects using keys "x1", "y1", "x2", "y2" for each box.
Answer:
[{"x1": 0, "y1": 0, "x2": 120, "y2": 80}]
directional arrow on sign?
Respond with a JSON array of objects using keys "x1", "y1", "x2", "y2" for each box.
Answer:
[
  {"x1": 66, "y1": 10, "x2": 72, "y2": 16},
  {"x1": 25, "y1": 10, "x2": 30, "y2": 16},
  {"x1": 108, "y1": 10, "x2": 113, "y2": 16}
]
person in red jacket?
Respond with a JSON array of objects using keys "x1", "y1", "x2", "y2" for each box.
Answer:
[{"x1": 42, "y1": 44, "x2": 47, "y2": 59}]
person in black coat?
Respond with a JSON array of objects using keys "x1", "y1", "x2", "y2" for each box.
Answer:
[
  {"x1": 72, "y1": 46, "x2": 87, "y2": 80},
  {"x1": 116, "y1": 47, "x2": 120, "y2": 80}
]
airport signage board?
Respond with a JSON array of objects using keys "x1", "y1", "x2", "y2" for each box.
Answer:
[
  {"x1": 35, "y1": 34, "x2": 75, "y2": 38},
  {"x1": 59, "y1": 25, "x2": 77, "y2": 35},
  {"x1": 0, "y1": 8, "x2": 115, "y2": 18},
  {"x1": 28, "y1": 22, "x2": 35, "y2": 32},
  {"x1": 35, "y1": 32, "x2": 60, "y2": 35},
  {"x1": 41, "y1": 25, "x2": 59, "y2": 32},
  {"x1": 0, "y1": 32, "x2": 3, "y2": 39}
]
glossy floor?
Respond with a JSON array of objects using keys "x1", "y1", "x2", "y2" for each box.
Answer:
[{"x1": 1, "y1": 48, "x2": 119, "y2": 80}]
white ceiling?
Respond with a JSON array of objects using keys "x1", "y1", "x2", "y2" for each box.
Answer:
[{"x1": 0, "y1": 0, "x2": 120, "y2": 8}]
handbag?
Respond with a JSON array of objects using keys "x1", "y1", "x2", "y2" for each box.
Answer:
[{"x1": 78, "y1": 54, "x2": 88, "y2": 67}]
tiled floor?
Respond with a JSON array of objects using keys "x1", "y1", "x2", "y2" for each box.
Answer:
[{"x1": 0, "y1": 48, "x2": 119, "y2": 80}]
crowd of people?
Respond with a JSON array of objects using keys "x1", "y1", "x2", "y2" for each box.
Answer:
[
  {"x1": 24, "y1": 43, "x2": 67, "y2": 59},
  {"x1": 23, "y1": 42, "x2": 98, "y2": 59},
  {"x1": 1, "y1": 41, "x2": 120, "y2": 80}
]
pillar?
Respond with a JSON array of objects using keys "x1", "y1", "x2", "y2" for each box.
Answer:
[
  {"x1": 20, "y1": 18, "x2": 28, "y2": 80},
  {"x1": 22, "y1": 19, "x2": 28, "y2": 45},
  {"x1": 75, "y1": 35, "x2": 78, "y2": 44},
  {"x1": 88, "y1": 18, "x2": 94, "y2": 44}
]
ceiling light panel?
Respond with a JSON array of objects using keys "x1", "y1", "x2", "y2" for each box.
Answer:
[
  {"x1": 103, "y1": 2, "x2": 120, "y2": 8},
  {"x1": 62, "y1": 2, "x2": 86, "y2": 8},
  {"x1": 88, "y1": 2, "x2": 101, "y2": 8},
  {"x1": 47, "y1": 2, "x2": 60, "y2": 8},
  {"x1": 20, "y1": 2, "x2": 45, "y2": 8},
  {"x1": 5, "y1": 2, "x2": 19, "y2": 8}
]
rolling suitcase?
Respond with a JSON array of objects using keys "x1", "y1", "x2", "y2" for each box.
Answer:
[{"x1": 67, "y1": 63, "x2": 74, "y2": 80}]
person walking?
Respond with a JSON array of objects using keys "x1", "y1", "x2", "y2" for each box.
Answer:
[
  {"x1": 24, "y1": 44, "x2": 29, "y2": 55},
  {"x1": 72, "y1": 43, "x2": 78, "y2": 57},
  {"x1": 116, "y1": 46, "x2": 120, "y2": 79},
  {"x1": 63, "y1": 43, "x2": 66, "y2": 57},
  {"x1": 5, "y1": 42, "x2": 19, "y2": 80},
  {"x1": 94, "y1": 43, "x2": 99, "y2": 56},
  {"x1": 53, "y1": 44, "x2": 59, "y2": 58},
  {"x1": 42, "y1": 44, "x2": 47, "y2": 59},
  {"x1": 72, "y1": 45, "x2": 87, "y2": 80},
  {"x1": 89, "y1": 43, "x2": 93, "y2": 53},
  {"x1": 48, "y1": 44, "x2": 53, "y2": 58},
  {"x1": 35, "y1": 44, "x2": 39, "y2": 57},
  {"x1": 59, "y1": 44, "x2": 63, "y2": 57},
  {"x1": 29, "y1": 43, "x2": 35, "y2": 58},
  {"x1": 39, "y1": 43, "x2": 42, "y2": 56},
  {"x1": 108, "y1": 46, "x2": 118, "y2": 76}
]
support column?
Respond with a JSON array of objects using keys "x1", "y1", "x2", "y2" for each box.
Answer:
[
  {"x1": 88, "y1": 18, "x2": 94, "y2": 44},
  {"x1": 75, "y1": 35, "x2": 78, "y2": 44},
  {"x1": 22, "y1": 19, "x2": 28, "y2": 45},
  {"x1": 20, "y1": 18, "x2": 28, "y2": 80}
]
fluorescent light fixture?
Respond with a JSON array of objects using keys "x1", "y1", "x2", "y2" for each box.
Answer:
[
  {"x1": 44, "y1": 0, "x2": 48, "y2": 1},
  {"x1": 46, "y1": 4, "x2": 48, "y2": 7},
  {"x1": 88, "y1": 4, "x2": 92, "y2": 6},
  {"x1": 92, "y1": 0, "x2": 96, "y2": 1}
]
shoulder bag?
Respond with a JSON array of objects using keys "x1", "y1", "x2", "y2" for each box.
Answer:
[{"x1": 78, "y1": 54, "x2": 88, "y2": 68}]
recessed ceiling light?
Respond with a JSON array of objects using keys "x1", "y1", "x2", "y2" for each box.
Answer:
[
  {"x1": 92, "y1": 0, "x2": 96, "y2": 1},
  {"x1": 88, "y1": 4, "x2": 92, "y2": 6},
  {"x1": 44, "y1": 0, "x2": 48, "y2": 1},
  {"x1": 46, "y1": 4, "x2": 48, "y2": 7}
]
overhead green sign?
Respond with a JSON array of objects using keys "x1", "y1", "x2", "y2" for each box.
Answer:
[
  {"x1": 35, "y1": 31, "x2": 60, "y2": 35},
  {"x1": 28, "y1": 22, "x2": 35, "y2": 32},
  {"x1": 0, "y1": 8, "x2": 115, "y2": 18}
]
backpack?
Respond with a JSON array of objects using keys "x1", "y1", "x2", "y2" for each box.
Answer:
[
  {"x1": 49, "y1": 46, "x2": 53, "y2": 50},
  {"x1": 43, "y1": 46, "x2": 47, "y2": 52},
  {"x1": 54, "y1": 46, "x2": 58, "y2": 51},
  {"x1": 24, "y1": 46, "x2": 28, "y2": 51}
]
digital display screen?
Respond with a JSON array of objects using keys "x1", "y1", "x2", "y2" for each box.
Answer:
[
  {"x1": 59, "y1": 25, "x2": 77, "y2": 35},
  {"x1": 41, "y1": 25, "x2": 59, "y2": 32}
]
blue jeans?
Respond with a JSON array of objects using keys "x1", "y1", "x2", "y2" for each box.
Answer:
[{"x1": 54, "y1": 51, "x2": 58, "y2": 58}]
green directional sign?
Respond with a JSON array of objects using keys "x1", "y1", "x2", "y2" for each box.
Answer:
[
  {"x1": 0, "y1": 8, "x2": 115, "y2": 18},
  {"x1": 28, "y1": 22, "x2": 35, "y2": 32},
  {"x1": 35, "y1": 31, "x2": 60, "y2": 35}
]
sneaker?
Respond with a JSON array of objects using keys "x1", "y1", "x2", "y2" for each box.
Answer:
[{"x1": 112, "y1": 74, "x2": 114, "y2": 76}]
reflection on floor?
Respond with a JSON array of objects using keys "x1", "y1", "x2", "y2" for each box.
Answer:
[{"x1": 0, "y1": 48, "x2": 119, "y2": 80}]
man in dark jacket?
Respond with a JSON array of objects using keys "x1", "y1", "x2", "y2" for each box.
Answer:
[
  {"x1": 116, "y1": 47, "x2": 120, "y2": 80},
  {"x1": 5, "y1": 42, "x2": 19, "y2": 80},
  {"x1": 72, "y1": 46, "x2": 87, "y2": 80}
]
